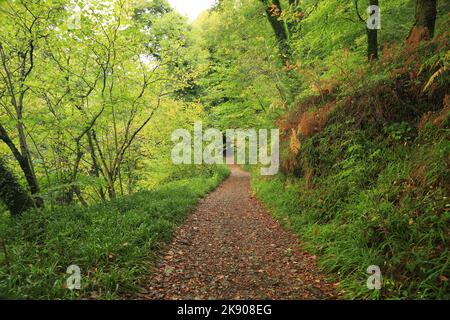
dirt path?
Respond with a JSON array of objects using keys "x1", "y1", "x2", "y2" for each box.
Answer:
[{"x1": 140, "y1": 166, "x2": 336, "y2": 300}]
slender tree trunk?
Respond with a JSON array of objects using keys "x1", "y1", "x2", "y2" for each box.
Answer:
[
  {"x1": 412, "y1": 0, "x2": 437, "y2": 40},
  {"x1": 73, "y1": 187, "x2": 88, "y2": 207},
  {"x1": 0, "y1": 158, "x2": 34, "y2": 216},
  {"x1": 87, "y1": 131, "x2": 106, "y2": 201},
  {"x1": 60, "y1": 145, "x2": 85, "y2": 206},
  {"x1": 0, "y1": 43, "x2": 42, "y2": 206},
  {"x1": 127, "y1": 160, "x2": 134, "y2": 195},
  {"x1": 0, "y1": 124, "x2": 43, "y2": 207},
  {"x1": 261, "y1": 0, "x2": 291, "y2": 64},
  {"x1": 118, "y1": 167, "x2": 124, "y2": 196},
  {"x1": 108, "y1": 182, "x2": 116, "y2": 199},
  {"x1": 367, "y1": 0, "x2": 379, "y2": 61},
  {"x1": 367, "y1": 29, "x2": 378, "y2": 61}
]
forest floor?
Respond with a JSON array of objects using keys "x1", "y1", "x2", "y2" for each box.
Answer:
[{"x1": 139, "y1": 165, "x2": 337, "y2": 300}]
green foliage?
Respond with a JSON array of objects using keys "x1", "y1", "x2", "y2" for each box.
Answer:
[
  {"x1": 384, "y1": 122, "x2": 413, "y2": 143},
  {"x1": 251, "y1": 113, "x2": 449, "y2": 299},
  {"x1": 189, "y1": 0, "x2": 450, "y2": 300},
  {"x1": 193, "y1": 0, "x2": 286, "y2": 129},
  {"x1": 0, "y1": 0, "x2": 206, "y2": 205},
  {"x1": 0, "y1": 166, "x2": 229, "y2": 299},
  {"x1": 0, "y1": 0, "x2": 448, "y2": 301}
]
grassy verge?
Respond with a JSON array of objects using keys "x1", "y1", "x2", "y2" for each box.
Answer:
[
  {"x1": 0, "y1": 165, "x2": 230, "y2": 299},
  {"x1": 250, "y1": 116, "x2": 449, "y2": 299}
]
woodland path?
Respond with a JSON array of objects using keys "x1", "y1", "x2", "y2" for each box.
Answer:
[{"x1": 140, "y1": 165, "x2": 336, "y2": 300}]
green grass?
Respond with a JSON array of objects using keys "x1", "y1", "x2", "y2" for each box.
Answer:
[
  {"x1": 0, "y1": 165, "x2": 230, "y2": 299},
  {"x1": 250, "y1": 116, "x2": 449, "y2": 300}
]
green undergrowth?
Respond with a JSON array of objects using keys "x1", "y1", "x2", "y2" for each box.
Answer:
[
  {"x1": 250, "y1": 27, "x2": 449, "y2": 300},
  {"x1": 0, "y1": 165, "x2": 230, "y2": 299},
  {"x1": 251, "y1": 114, "x2": 449, "y2": 299}
]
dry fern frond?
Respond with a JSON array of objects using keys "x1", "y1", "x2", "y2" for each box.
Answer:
[
  {"x1": 423, "y1": 65, "x2": 448, "y2": 92},
  {"x1": 290, "y1": 129, "x2": 301, "y2": 155}
]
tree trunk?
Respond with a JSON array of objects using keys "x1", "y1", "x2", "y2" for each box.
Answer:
[
  {"x1": 261, "y1": 0, "x2": 291, "y2": 64},
  {"x1": 87, "y1": 131, "x2": 106, "y2": 201},
  {"x1": 0, "y1": 158, "x2": 34, "y2": 216},
  {"x1": 412, "y1": 0, "x2": 437, "y2": 40},
  {"x1": 108, "y1": 183, "x2": 116, "y2": 199},
  {"x1": 73, "y1": 186, "x2": 88, "y2": 207},
  {"x1": 367, "y1": 29, "x2": 378, "y2": 61},
  {"x1": 367, "y1": 0, "x2": 379, "y2": 61},
  {"x1": 0, "y1": 124, "x2": 43, "y2": 207}
]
